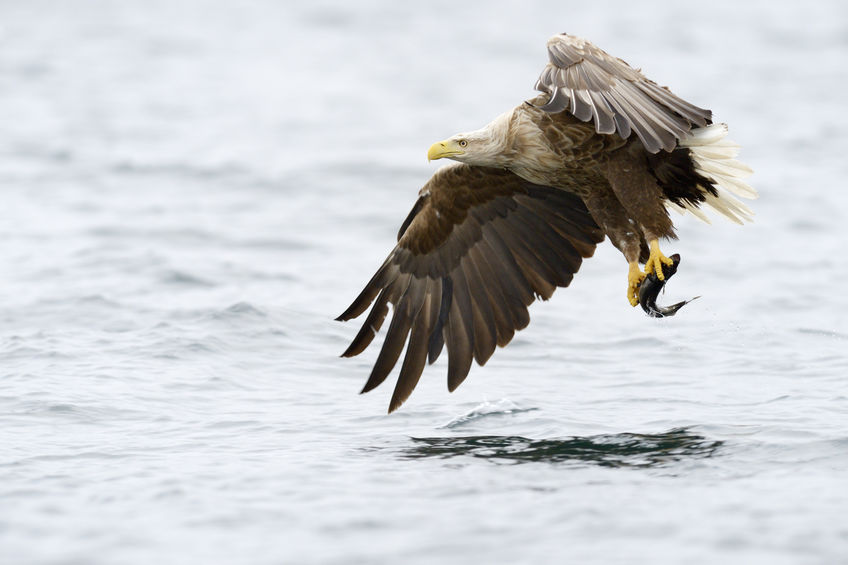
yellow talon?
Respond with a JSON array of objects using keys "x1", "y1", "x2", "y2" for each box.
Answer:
[
  {"x1": 644, "y1": 239, "x2": 674, "y2": 281},
  {"x1": 627, "y1": 261, "x2": 645, "y2": 306}
]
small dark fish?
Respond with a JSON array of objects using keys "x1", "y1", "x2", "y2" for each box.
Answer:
[{"x1": 638, "y1": 253, "x2": 699, "y2": 318}]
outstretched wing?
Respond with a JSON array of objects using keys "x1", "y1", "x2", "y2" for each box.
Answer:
[
  {"x1": 336, "y1": 164, "x2": 605, "y2": 413},
  {"x1": 535, "y1": 33, "x2": 712, "y2": 153}
]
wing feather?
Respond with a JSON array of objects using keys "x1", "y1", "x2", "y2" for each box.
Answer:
[
  {"x1": 340, "y1": 286, "x2": 391, "y2": 358},
  {"x1": 389, "y1": 278, "x2": 435, "y2": 412},
  {"x1": 359, "y1": 274, "x2": 414, "y2": 394},
  {"x1": 465, "y1": 240, "x2": 516, "y2": 347},
  {"x1": 462, "y1": 247, "x2": 498, "y2": 365},
  {"x1": 428, "y1": 277, "x2": 451, "y2": 364},
  {"x1": 477, "y1": 227, "x2": 533, "y2": 335},
  {"x1": 444, "y1": 287, "x2": 475, "y2": 393}
]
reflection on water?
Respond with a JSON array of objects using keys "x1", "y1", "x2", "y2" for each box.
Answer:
[{"x1": 402, "y1": 428, "x2": 722, "y2": 467}]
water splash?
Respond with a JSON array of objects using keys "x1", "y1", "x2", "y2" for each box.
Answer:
[{"x1": 440, "y1": 399, "x2": 539, "y2": 429}]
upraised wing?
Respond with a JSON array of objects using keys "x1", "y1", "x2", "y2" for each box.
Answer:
[
  {"x1": 336, "y1": 164, "x2": 605, "y2": 412},
  {"x1": 535, "y1": 34, "x2": 712, "y2": 153}
]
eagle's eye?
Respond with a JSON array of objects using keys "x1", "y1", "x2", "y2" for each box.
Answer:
[{"x1": 458, "y1": 139, "x2": 468, "y2": 148}]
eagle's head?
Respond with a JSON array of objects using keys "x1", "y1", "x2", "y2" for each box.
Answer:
[
  {"x1": 427, "y1": 132, "x2": 486, "y2": 162},
  {"x1": 427, "y1": 112, "x2": 512, "y2": 167}
]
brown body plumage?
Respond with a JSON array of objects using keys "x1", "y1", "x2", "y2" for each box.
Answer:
[
  {"x1": 488, "y1": 97, "x2": 706, "y2": 265},
  {"x1": 338, "y1": 34, "x2": 756, "y2": 412}
]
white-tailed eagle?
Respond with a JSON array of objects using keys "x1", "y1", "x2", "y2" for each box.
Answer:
[{"x1": 337, "y1": 34, "x2": 755, "y2": 412}]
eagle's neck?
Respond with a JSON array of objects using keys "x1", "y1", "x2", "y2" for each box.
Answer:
[
  {"x1": 466, "y1": 111, "x2": 515, "y2": 168},
  {"x1": 470, "y1": 107, "x2": 561, "y2": 174}
]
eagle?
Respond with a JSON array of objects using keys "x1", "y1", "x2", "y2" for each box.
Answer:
[{"x1": 337, "y1": 33, "x2": 755, "y2": 412}]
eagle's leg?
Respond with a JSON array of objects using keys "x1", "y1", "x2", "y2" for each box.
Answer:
[
  {"x1": 643, "y1": 238, "x2": 674, "y2": 281},
  {"x1": 627, "y1": 261, "x2": 646, "y2": 306},
  {"x1": 601, "y1": 147, "x2": 676, "y2": 290},
  {"x1": 578, "y1": 184, "x2": 651, "y2": 307}
]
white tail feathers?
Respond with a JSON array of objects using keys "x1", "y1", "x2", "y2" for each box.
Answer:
[{"x1": 673, "y1": 123, "x2": 757, "y2": 224}]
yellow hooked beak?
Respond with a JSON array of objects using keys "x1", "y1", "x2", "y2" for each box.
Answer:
[{"x1": 427, "y1": 139, "x2": 465, "y2": 161}]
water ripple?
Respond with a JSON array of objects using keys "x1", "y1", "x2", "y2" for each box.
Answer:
[{"x1": 401, "y1": 428, "x2": 723, "y2": 467}]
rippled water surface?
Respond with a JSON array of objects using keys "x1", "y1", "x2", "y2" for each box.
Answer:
[{"x1": 2, "y1": 1, "x2": 848, "y2": 563}]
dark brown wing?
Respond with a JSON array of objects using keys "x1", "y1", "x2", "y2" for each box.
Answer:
[
  {"x1": 336, "y1": 164, "x2": 605, "y2": 413},
  {"x1": 535, "y1": 33, "x2": 712, "y2": 153}
]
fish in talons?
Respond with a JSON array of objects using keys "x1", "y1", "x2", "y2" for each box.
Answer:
[{"x1": 638, "y1": 253, "x2": 699, "y2": 318}]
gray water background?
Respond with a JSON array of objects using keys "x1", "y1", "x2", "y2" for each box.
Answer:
[{"x1": 2, "y1": 1, "x2": 848, "y2": 563}]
